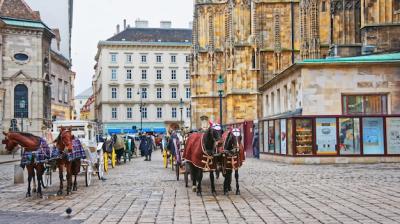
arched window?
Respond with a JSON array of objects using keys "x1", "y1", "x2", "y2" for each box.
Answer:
[{"x1": 14, "y1": 84, "x2": 28, "y2": 118}]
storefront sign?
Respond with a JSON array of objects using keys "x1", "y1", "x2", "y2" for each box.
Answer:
[
  {"x1": 387, "y1": 117, "x2": 400, "y2": 154},
  {"x1": 281, "y1": 119, "x2": 287, "y2": 155},
  {"x1": 316, "y1": 118, "x2": 337, "y2": 155},
  {"x1": 363, "y1": 117, "x2": 384, "y2": 154}
]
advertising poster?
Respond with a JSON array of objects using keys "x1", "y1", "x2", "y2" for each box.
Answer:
[
  {"x1": 387, "y1": 118, "x2": 400, "y2": 154},
  {"x1": 280, "y1": 119, "x2": 287, "y2": 154},
  {"x1": 274, "y1": 120, "x2": 281, "y2": 154},
  {"x1": 316, "y1": 118, "x2": 337, "y2": 155},
  {"x1": 363, "y1": 117, "x2": 384, "y2": 154}
]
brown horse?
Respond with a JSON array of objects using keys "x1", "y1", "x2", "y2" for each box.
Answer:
[
  {"x1": 2, "y1": 132, "x2": 46, "y2": 197},
  {"x1": 54, "y1": 127, "x2": 82, "y2": 195}
]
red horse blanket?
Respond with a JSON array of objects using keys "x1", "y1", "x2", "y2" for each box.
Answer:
[
  {"x1": 183, "y1": 133, "x2": 216, "y2": 171},
  {"x1": 219, "y1": 131, "x2": 245, "y2": 170}
]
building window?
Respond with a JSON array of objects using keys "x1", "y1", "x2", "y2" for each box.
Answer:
[
  {"x1": 111, "y1": 107, "x2": 117, "y2": 119},
  {"x1": 127, "y1": 107, "x2": 133, "y2": 119},
  {"x1": 172, "y1": 107, "x2": 177, "y2": 118},
  {"x1": 58, "y1": 79, "x2": 63, "y2": 102},
  {"x1": 111, "y1": 69, "x2": 117, "y2": 80},
  {"x1": 141, "y1": 55, "x2": 147, "y2": 63},
  {"x1": 171, "y1": 87, "x2": 177, "y2": 99},
  {"x1": 186, "y1": 88, "x2": 191, "y2": 99},
  {"x1": 171, "y1": 55, "x2": 176, "y2": 63},
  {"x1": 186, "y1": 55, "x2": 190, "y2": 63},
  {"x1": 126, "y1": 69, "x2": 132, "y2": 80},
  {"x1": 141, "y1": 87, "x2": 147, "y2": 99},
  {"x1": 127, "y1": 88, "x2": 132, "y2": 99},
  {"x1": 157, "y1": 107, "x2": 162, "y2": 118},
  {"x1": 111, "y1": 88, "x2": 118, "y2": 99},
  {"x1": 157, "y1": 88, "x2": 162, "y2": 99},
  {"x1": 321, "y1": 1, "x2": 326, "y2": 12},
  {"x1": 51, "y1": 75, "x2": 56, "y2": 100},
  {"x1": 14, "y1": 84, "x2": 28, "y2": 118},
  {"x1": 156, "y1": 70, "x2": 162, "y2": 80},
  {"x1": 141, "y1": 107, "x2": 147, "y2": 119},
  {"x1": 111, "y1": 53, "x2": 117, "y2": 63},
  {"x1": 126, "y1": 54, "x2": 132, "y2": 63},
  {"x1": 156, "y1": 55, "x2": 162, "y2": 63},
  {"x1": 186, "y1": 107, "x2": 191, "y2": 118},
  {"x1": 185, "y1": 70, "x2": 190, "y2": 80},
  {"x1": 141, "y1": 69, "x2": 147, "y2": 80},
  {"x1": 342, "y1": 95, "x2": 388, "y2": 115},
  {"x1": 64, "y1": 81, "x2": 68, "y2": 103},
  {"x1": 171, "y1": 70, "x2": 177, "y2": 80}
]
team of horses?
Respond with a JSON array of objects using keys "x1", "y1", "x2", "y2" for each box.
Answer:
[
  {"x1": 2, "y1": 127, "x2": 83, "y2": 197},
  {"x1": 183, "y1": 123, "x2": 245, "y2": 196}
]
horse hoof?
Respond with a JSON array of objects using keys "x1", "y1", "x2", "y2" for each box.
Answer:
[
  {"x1": 192, "y1": 186, "x2": 196, "y2": 192},
  {"x1": 33, "y1": 189, "x2": 37, "y2": 193},
  {"x1": 212, "y1": 191, "x2": 217, "y2": 197},
  {"x1": 196, "y1": 192, "x2": 202, "y2": 197},
  {"x1": 57, "y1": 191, "x2": 63, "y2": 196},
  {"x1": 73, "y1": 186, "x2": 77, "y2": 191},
  {"x1": 26, "y1": 193, "x2": 31, "y2": 198},
  {"x1": 236, "y1": 190, "x2": 240, "y2": 195},
  {"x1": 224, "y1": 191, "x2": 229, "y2": 196},
  {"x1": 228, "y1": 186, "x2": 232, "y2": 191},
  {"x1": 66, "y1": 191, "x2": 71, "y2": 196},
  {"x1": 37, "y1": 193, "x2": 43, "y2": 198}
]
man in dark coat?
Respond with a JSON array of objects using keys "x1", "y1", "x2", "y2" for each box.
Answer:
[
  {"x1": 145, "y1": 133, "x2": 155, "y2": 161},
  {"x1": 139, "y1": 133, "x2": 148, "y2": 159},
  {"x1": 168, "y1": 131, "x2": 181, "y2": 163}
]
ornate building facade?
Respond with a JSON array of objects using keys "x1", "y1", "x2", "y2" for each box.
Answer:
[{"x1": 191, "y1": 0, "x2": 400, "y2": 129}]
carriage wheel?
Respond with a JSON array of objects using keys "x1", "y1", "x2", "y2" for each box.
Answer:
[
  {"x1": 98, "y1": 156, "x2": 104, "y2": 180},
  {"x1": 111, "y1": 148, "x2": 116, "y2": 168},
  {"x1": 163, "y1": 150, "x2": 167, "y2": 168},
  {"x1": 85, "y1": 165, "x2": 92, "y2": 187},
  {"x1": 104, "y1": 152, "x2": 109, "y2": 173}
]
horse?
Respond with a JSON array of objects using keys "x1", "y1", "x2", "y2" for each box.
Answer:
[
  {"x1": 220, "y1": 128, "x2": 245, "y2": 195},
  {"x1": 2, "y1": 132, "x2": 47, "y2": 197},
  {"x1": 54, "y1": 127, "x2": 83, "y2": 195},
  {"x1": 183, "y1": 124, "x2": 222, "y2": 196}
]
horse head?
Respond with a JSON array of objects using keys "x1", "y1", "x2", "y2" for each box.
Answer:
[
  {"x1": 55, "y1": 126, "x2": 74, "y2": 152},
  {"x1": 203, "y1": 123, "x2": 223, "y2": 155},
  {"x1": 224, "y1": 128, "x2": 242, "y2": 154},
  {"x1": 2, "y1": 132, "x2": 18, "y2": 152}
]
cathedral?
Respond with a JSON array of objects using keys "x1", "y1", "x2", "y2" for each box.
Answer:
[{"x1": 191, "y1": 0, "x2": 400, "y2": 128}]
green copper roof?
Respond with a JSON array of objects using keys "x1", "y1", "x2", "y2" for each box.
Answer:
[
  {"x1": 299, "y1": 52, "x2": 400, "y2": 64},
  {"x1": 1, "y1": 17, "x2": 50, "y2": 30}
]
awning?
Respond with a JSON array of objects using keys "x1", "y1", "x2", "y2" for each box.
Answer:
[
  {"x1": 123, "y1": 129, "x2": 138, "y2": 134},
  {"x1": 108, "y1": 129, "x2": 122, "y2": 134},
  {"x1": 141, "y1": 128, "x2": 152, "y2": 132},
  {"x1": 153, "y1": 128, "x2": 167, "y2": 134}
]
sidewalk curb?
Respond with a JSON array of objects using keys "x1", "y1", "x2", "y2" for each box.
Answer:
[{"x1": 0, "y1": 159, "x2": 20, "y2": 165}]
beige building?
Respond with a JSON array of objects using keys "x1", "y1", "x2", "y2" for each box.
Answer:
[{"x1": 0, "y1": 0, "x2": 54, "y2": 153}]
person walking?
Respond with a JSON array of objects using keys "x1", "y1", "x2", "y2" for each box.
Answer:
[
  {"x1": 252, "y1": 129, "x2": 260, "y2": 159},
  {"x1": 145, "y1": 133, "x2": 155, "y2": 161},
  {"x1": 139, "y1": 133, "x2": 148, "y2": 159}
]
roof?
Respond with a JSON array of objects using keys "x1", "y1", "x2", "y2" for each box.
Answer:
[
  {"x1": 75, "y1": 87, "x2": 93, "y2": 99},
  {"x1": 107, "y1": 27, "x2": 192, "y2": 43},
  {"x1": 0, "y1": 0, "x2": 40, "y2": 21},
  {"x1": 299, "y1": 52, "x2": 400, "y2": 64}
]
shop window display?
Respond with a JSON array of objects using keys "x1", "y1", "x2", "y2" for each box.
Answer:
[
  {"x1": 295, "y1": 119, "x2": 313, "y2": 155},
  {"x1": 316, "y1": 118, "x2": 337, "y2": 155},
  {"x1": 386, "y1": 117, "x2": 400, "y2": 154},
  {"x1": 339, "y1": 118, "x2": 361, "y2": 155},
  {"x1": 268, "y1": 121, "x2": 275, "y2": 153},
  {"x1": 275, "y1": 120, "x2": 281, "y2": 154},
  {"x1": 280, "y1": 119, "x2": 287, "y2": 155},
  {"x1": 287, "y1": 119, "x2": 293, "y2": 155},
  {"x1": 263, "y1": 121, "x2": 269, "y2": 153},
  {"x1": 362, "y1": 117, "x2": 384, "y2": 154},
  {"x1": 259, "y1": 122, "x2": 264, "y2": 152}
]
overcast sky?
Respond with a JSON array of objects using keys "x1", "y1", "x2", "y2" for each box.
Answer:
[{"x1": 71, "y1": 0, "x2": 193, "y2": 95}]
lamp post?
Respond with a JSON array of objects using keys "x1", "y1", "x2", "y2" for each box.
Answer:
[
  {"x1": 216, "y1": 75, "x2": 224, "y2": 129},
  {"x1": 137, "y1": 90, "x2": 143, "y2": 132},
  {"x1": 179, "y1": 98, "x2": 184, "y2": 130},
  {"x1": 19, "y1": 99, "x2": 25, "y2": 132}
]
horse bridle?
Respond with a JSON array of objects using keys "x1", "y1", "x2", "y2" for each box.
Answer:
[{"x1": 58, "y1": 129, "x2": 72, "y2": 151}]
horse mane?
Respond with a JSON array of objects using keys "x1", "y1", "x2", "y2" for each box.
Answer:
[
  {"x1": 12, "y1": 132, "x2": 41, "y2": 141},
  {"x1": 203, "y1": 128, "x2": 215, "y2": 154},
  {"x1": 224, "y1": 131, "x2": 233, "y2": 151}
]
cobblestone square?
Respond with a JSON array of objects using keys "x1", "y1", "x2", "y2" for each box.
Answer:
[{"x1": 0, "y1": 152, "x2": 399, "y2": 223}]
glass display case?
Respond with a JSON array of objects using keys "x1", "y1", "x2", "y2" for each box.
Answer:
[{"x1": 295, "y1": 119, "x2": 313, "y2": 155}]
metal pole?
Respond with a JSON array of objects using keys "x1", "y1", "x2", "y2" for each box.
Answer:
[
  {"x1": 140, "y1": 100, "x2": 143, "y2": 132},
  {"x1": 180, "y1": 107, "x2": 183, "y2": 130},
  {"x1": 219, "y1": 91, "x2": 223, "y2": 129},
  {"x1": 21, "y1": 117, "x2": 23, "y2": 132}
]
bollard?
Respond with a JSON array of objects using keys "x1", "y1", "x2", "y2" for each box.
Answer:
[{"x1": 14, "y1": 164, "x2": 24, "y2": 184}]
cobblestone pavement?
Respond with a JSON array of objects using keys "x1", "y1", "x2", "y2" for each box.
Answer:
[{"x1": 0, "y1": 151, "x2": 400, "y2": 224}]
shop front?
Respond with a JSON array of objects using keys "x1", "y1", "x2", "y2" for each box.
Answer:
[{"x1": 259, "y1": 115, "x2": 400, "y2": 163}]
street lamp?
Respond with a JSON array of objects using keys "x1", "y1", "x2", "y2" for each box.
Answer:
[
  {"x1": 19, "y1": 99, "x2": 25, "y2": 132},
  {"x1": 137, "y1": 90, "x2": 143, "y2": 132},
  {"x1": 179, "y1": 98, "x2": 184, "y2": 130},
  {"x1": 216, "y1": 75, "x2": 224, "y2": 129}
]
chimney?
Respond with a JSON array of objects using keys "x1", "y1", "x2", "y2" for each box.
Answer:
[
  {"x1": 160, "y1": 21, "x2": 172, "y2": 29},
  {"x1": 135, "y1": 19, "x2": 149, "y2": 28},
  {"x1": 123, "y1": 19, "x2": 127, "y2": 30},
  {"x1": 116, "y1": 24, "x2": 120, "y2": 33}
]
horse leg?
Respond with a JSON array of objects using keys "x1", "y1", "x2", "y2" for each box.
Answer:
[
  {"x1": 210, "y1": 171, "x2": 216, "y2": 196},
  {"x1": 26, "y1": 166, "x2": 33, "y2": 197},
  {"x1": 190, "y1": 164, "x2": 197, "y2": 192},
  {"x1": 32, "y1": 169, "x2": 37, "y2": 193},
  {"x1": 223, "y1": 170, "x2": 232, "y2": 195},
  {"x1": 66, "y1": 163, "x2": 72, "y2": 195},
  {"x1": 196, "y1": 170, "x2": 203, "y2": 196},
  {"x1": 72, "y1": 160, "x2": 80, "y2": 191},
  {"x1": 57, "y1": 163, "x2": 64, "y2": 195},
  {"x1": 235, "y1": 170, "x2": 240, "y2": 195},
  {"x1": 36, "y1": 166, "x2": 43, "y2": 198}
]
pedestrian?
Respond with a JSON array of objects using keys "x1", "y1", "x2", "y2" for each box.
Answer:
[
  {"x1": 145, "y1": 132, "x2": 155, "y2": 161},
  {"x1": 139, "y1": 133, "x2": 148, "y2": 158},
  {"x1": 168, "y1": 131, "x2": 181, "y2": 163},
  {"x1": 252, "y1": 128, "x2": 260, "y2": 159}
]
